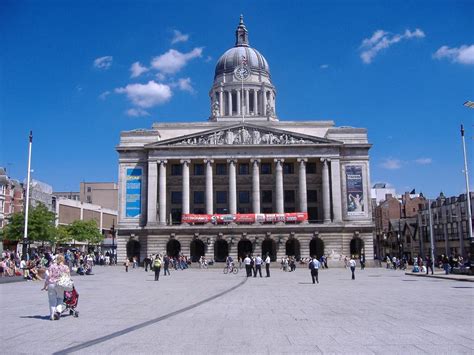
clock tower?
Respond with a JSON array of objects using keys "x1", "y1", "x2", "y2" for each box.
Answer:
[{"x1": 209, "y1": 15, "x2": 277, "y2": 122}]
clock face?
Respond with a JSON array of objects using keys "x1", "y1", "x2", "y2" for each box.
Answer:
[{"x1": 234, "y1": 66, "x2": 250, "y2": 80}]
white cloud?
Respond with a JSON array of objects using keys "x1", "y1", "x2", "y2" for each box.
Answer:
[
  {"x1": 155, "y1": 72, "x2": 166, "y2": 81},
  {"x1": 115, "y1": 81, "x2": 172, "y2": 108},
  {"x1": 93, "y1": 56, "x2": 113, "y2": 70},
  {"x1": 99, "y1": 91, "x2": 111, "y2": 100},
  {"x1": 151, "y1": 48, "x2": 203, "y2": 74},
  {"x1": 130, "y1": 62, "x2": 149, "y2": 78},
  {"x1": 415, "y1": 158, "x2": 432, "y2": 165},
  {"x1": 126, "y1": 108, "x2": 150, "y2": 117},
  {"x1": 381, "y1": 158, "x2": 402, "y2": 170},
  {"x1": 359, "y1": 28, "x2": 425, "y2": 64},
  {"x1": 171, "y1": 29, "x2": 189, "y2": 44},
  {"x1": 433, "y1": 44, "x2": 474, "y2": 65},
  {"x1": 320, "y1": 64, "x2": 329, "y2": 69},
  {"x1": 177, "y1": 77, "x2": 194, "y2": 93}
]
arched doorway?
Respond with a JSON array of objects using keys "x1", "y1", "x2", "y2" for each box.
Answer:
[
  {"x1": 214, "y1": 239, "x2": 228, "y2": 262},
  {"x1": 309, "y1": 237, "x2": 324, "y2": 258},
  {"x1": 237, "y1": 239, "x2": 253, "y2": 259},
  {"x1": 166, "y1": 239, "x2": 181, "y2": 258},
  {"x1": 286, "y1": 238, "x2": 301, "y2": 259},
  {"x1": 190, "y1": 239, "x2": 205, "y2": 262},
  {"x1": 261, "y1": 238, "x2": 276, "y2": 261},
  {"x1": 350, "y1": 237, "x2": 364, "y2": 258},
  {"x1": 126, "y1": 239, "x2": 140, "y2": 261}
]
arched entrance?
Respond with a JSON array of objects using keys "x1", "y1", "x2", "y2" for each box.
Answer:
[
  {"x1": 126, "y1": 239, "x2": 140, "y2": 261},
  {"x1": 286, "y1": 238, "x2": 301, "y2": 259},
  {"x1": 350, "y1": 237, "x2": 364, "y2": 258},
  {"x1": 166, "y1": 239, "x2": 181, "y2": 258},
  {"x1": 214, "y1": 239, "x2": 228, "y2": 262},
  {"x1": 309, "y1": 237, "x2": 325, "y2": 258},
  {"x1": 190, "y1": 239, "x2": 205, "y2": 262},
  {"x1": 261, "y1": 238, "x2": 276, "y2": 261},
  {"x1": 238, "y1": 239, "x2": 253, "y2": 259}
]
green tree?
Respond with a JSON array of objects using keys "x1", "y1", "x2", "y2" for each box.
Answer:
[
  {"x1": 68, "y1": 219, "x2": 103, "y2": 245},
  {"x1": 54, "y1": 224, "x2": 72, "y2": 244},
  {"x1": 3, "y1": 203, "x2": 56, "y2": 242},
  {"x1": 3, "y1": 212, "x2": 25, "y2": 241}
]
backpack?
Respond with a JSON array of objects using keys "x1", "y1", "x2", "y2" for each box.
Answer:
[
  {"x1": 154, "y1": 259, "x2": 162, "y2": 268},
  {"x1": 308, "y1": 261, "x2": 314, "y2": 270}
]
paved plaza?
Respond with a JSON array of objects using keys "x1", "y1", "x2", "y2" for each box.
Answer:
[{"x1": 1, "y1": 265, "x2": 473, "y2": 354}]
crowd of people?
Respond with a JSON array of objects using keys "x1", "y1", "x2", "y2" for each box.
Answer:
[
  {"x1": 128, "y1": 254, "x2": 192, "y2": 281},
  {"x1": 383, "y1": 253, "x2": 471, "y2": 275}
]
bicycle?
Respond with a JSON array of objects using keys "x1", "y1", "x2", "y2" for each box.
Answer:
[{"x1": 223, "y1": 264, "x2": 238, "y2": 274}]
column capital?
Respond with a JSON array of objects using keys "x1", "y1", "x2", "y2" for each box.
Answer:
[
  {"x1": 320, "y1": 158, "x2": 331, "y2": 163},
  {"x1": 158, "y1": 159, "x2": 168, "y2": 165},
  {"x1": 250, "y1": 158, "x2": 261, "y2": 164},
  {"x1": 297, "y1": 158, "x2": 308, "y2": 163},
  {"x1": 180, "y1": 159, "x2": 191, "y2": 165},
  {"x1": 204, "y1": 159, "x2": 214, "y2": 164},
  {"x1": 227, "y1": 158, "x2": 238, "y2": 164},
  {"x1": 274, "y1": 158, "x2": 285, "y2": 163}
]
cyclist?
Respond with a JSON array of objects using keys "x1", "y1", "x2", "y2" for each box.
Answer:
[{"x1": 226, "y1": 255, "x2": 234, "y2": 271}]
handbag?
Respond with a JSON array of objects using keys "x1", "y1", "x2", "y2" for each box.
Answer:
[{"x1": 57, "y1": 273, "x2": 74, "y2": 291}]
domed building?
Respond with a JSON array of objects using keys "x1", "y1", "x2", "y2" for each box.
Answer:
[{"x1": 116, "y1": 17, "x2": 374, "y2": 266}]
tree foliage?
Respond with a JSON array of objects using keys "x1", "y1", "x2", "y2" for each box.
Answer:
[
  {"x1": 3, "y1": 203, "x2": 56, "y2": 242},
  {"x1": 68, "y1": 219, "x2": 103, "y2": 245}
]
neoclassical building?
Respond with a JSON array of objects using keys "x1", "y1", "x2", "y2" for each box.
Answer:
[{"x1": 116, "y1": 17, "x2": 374, "y2": 265}]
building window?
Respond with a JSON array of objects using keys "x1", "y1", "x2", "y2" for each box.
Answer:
[
  {"x1": 261, "y1": 163, "x2": 272, "y2": 174},
  {"x1": 171, "y1": 191, "x2": 182, "y2": 204},
  {"x1": 283, "y1": 163, "x2": 294, "y2": 174},
  {"x1": 262, "y1": 207, "x2": 272, "y2": 213},
  {"x1": 194, "y1": 191, "x2": 204, "y2": 204},
  {"x1": 216, "y1": 163, "x2": 227, "y2": 175},
  {"x1": 262, "y1": 190, "x2": 272, "y2": 203},
  {"x1": 306, "y1": 162, "x2": 316, "y2": 174},
  {"x1": 307, "y1": 190, "x2": 317, "y2": 203},
  {"x1": 284, "y1": 190, "x2": 295, "y2": 203},
  {"x1": 238, "y1": 207, "x2": 251, "y2": 213},
  {"x1": 194, "y1": 164, "x2": 204, "y2": 176},
  {"x1": 86, "y1": 196, "x2": 92, "y2": 203},
  {"x1": 171, "y1": 208, "x2": 182, "y2": 224},
  {"x1": 194, "y1": 208, "x2": 205, "y2": 214},
  {"x1": 239, "y1": 191, "x2": 250, "y2": 204},
  {"x1": 239, "y1": 163, "x2": 249, "y2": 175},
  {"x1": 87, "y1": 187, "x2": 91, "y2": 192},
  {"x1": 171, "y1": 164, "x2": 182, "y2": 176},
  {"x1": 216, "y1": 191, "x2": 227, "y2": 204},
  {"x1": 216, "y1": 207, "x2": 228, "y2": 214}
]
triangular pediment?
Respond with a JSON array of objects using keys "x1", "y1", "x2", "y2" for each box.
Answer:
[{"x1": 145, "y1": 123, "x2": 341, "y2": 148}]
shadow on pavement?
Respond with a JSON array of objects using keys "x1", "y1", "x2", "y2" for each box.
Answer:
[{"x1": 20, "y1": 315, "x2": 51, "y2": 321}]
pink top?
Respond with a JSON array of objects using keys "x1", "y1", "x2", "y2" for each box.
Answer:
[{"x1": 46, "y1": 263, "x2": 70, "y2": 284}]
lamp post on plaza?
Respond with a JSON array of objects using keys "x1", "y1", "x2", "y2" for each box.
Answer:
[
  {"x1": 22, "y1": 131, "x2": 33, "y2": 259},
  {"x1": 461, "y1": 101, "x2": 473, "y2": 262},
  {"x1": 428, "y1": 199, "x2": 436, "y2": 272},
  {"x1": 111, "y1": 219, "x2": 116, "y2": 265}
]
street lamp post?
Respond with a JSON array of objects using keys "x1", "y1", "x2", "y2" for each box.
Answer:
[
  {"x1": 461, "y1": 101, "x2": 473, "y2": 264},
  {"x1": 22, "y1": 131, "x2": 33, "y2": 259},
  {"x1": 111, "y1": 219, "x2": 116, "y2": 265},
  {"x1": 428, "y1": 199, "x2": 436, "y2": 272}
]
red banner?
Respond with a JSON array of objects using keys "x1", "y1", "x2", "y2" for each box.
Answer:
[{"x1": 181, "y1": 212, "x2": 308, "y2": 224}]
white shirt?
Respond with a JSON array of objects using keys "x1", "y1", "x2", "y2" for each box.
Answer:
[
  {"x1": 265, "y1": 256, "x2": 270, "y2": 264},
  {"x1": 255, "y1": 256, "x2": 263, "y2": 265},
  {"x1": 349, "y1": 259, "x2": 356, "y2": 267},
  {"x1": 244, "y1": 256, "x2": 251, "y2": 265},
  {"x1": 312, "y1": 259, "x2": 320, "y2": 269}
]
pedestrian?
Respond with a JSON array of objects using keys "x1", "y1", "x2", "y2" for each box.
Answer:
[
  {"x1": 442, "y1": 255, "x2": 449, "y2": 275},
  {"x1": 360, "y1": 254, "x2": 366, "y2": 270},
  {"x1": 144, "y1": 255, "x2": 152, "y2": 272},
  {"x1": 344, "y1": 256, "x2": 348, "y2": 268},
  {"x1": 42, "y1": 254, "x2": 70, "y2": 320},
  {"x1": 244, "y1": 255, "x2": 252, "y2": 277},
  {"x1": 254, "y1": 255, "x2": 263, "y2": 277},
  {"x1": 265, "y1": 253, "x2": 270, "y2": 277},
  {"x1": 124, "y1": 258, "x2": 130, "y2": 272},
  {"x1": 425, "y1": 255, "x2": 433, "y2": 275},
  {"x1": 349, "y1": 256, "x2": 356, "y2": 280},
  {"x1": 153, "y1": 255, "x2": 162, "y2": 281},
  {"x1": 163, "y1": 255, "x2": 170, "y2": 276},
  {"x1": 309, "y1": 256, "x2": 320, "y2": 284},
  {"x1": 251, "y1": 256, "x2": 256, "y2": 277}
]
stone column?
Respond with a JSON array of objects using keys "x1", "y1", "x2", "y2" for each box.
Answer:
[
  {"x1": 236, "y1": 89, "x2": 241, "y2": 116},
  {"x1": 219, "y1": 89, "x2": 224, "y2": 116},
  {"x1": 158, "y1": 160, "x2": 167, "y2": 225},
  {"x1": 330, "y1": 159, "x2": 343, "y2": 222},
  {"x1": 227, "y1": 91, "x2": 232, "y2": 116},
  {"x1": 204, "y1": 159, "x2": 214, "y2": 215},
  {"x1": 262, "y1": 88, "x2": 267, "y2": 117},
  {"x1": 321, "y1": 158, "x2": 331, "y2": 223},
  {"x1": 228, "y1": 159, "x2": 237, "y2": 214},
  {"x1": 245, "y1": 89, "x2": 250, "y2": 115},
  {"x1": 181, "y1": 159, "x2": 190, "y2": 215},
  {"x1": 297, "y1": 158, "x2": 307, "y2": 213},
  {"x1": 253, "y1": 89, "x2": 258, "y2": 115},
  {"x1": 251, "y1": 159, "x2": 261, "y2": 214},
  {"x1": 147, "y1": 161, "x2": 158, "y2": 226},
  {"x1": 275, "y1": 158, "x2": 284, "y2": 214}
]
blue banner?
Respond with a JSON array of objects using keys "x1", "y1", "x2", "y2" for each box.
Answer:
[{"x1": 126, "y1": 168, "x2": 142, "y2": 218}]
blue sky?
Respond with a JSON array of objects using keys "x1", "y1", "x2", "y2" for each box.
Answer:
[{"x1": 1, "y1": 0, "x2": 473, "y2": 198}]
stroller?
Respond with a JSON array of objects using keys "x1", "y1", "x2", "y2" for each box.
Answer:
[{"x1": 63, "y1": 286, "x2": 79, "y2": 317}]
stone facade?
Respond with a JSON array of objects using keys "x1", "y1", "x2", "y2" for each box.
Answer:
[{"x1": 115, "y1": 17, "x2": 374, "y2": 265}]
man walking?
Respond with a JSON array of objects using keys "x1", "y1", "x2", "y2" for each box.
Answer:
[
  {"x1": 349, "y1": 256, "x2": 356, "y2": 280},
  {"x1": 265, "y1": 253, "x2": 271, "y2": 277},
  {"x1": 244, "y1": 254, "x2": 252, "y2": 277},
  {"x1": 309, "y1": 256, "x2": 320, "y2": 284},
  {"x1": 153, "y1": 255, "x2": 162, "y2": 281},
  {"x1": 254, "y1": 255, "x2": 263, "y2": 277},
  {"x1": 163, "y1": 255, "x2": 170, "y2": 276}
]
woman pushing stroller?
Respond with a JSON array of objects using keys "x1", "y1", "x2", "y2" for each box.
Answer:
[{"x1": 42, "y1": 254, "x2": 72, "y2": 320}]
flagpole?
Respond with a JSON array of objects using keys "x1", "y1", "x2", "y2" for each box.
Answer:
[
  {"x1": 241, "y1": 63, "x2": 245, "y2": 123},
  {"x1": 22, "y1": 131, "x2": 33, "y2": 259}
]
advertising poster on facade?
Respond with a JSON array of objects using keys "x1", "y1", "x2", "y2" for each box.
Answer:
[
  {"x1": 346, "y1": 165, "x2": 364, "y2": 216},
  {"x1": 126, "y1": 168, "x2": 142, "y2": 218}
]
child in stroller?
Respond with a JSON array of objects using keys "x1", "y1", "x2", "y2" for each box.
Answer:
[{"x1": 63, "y1": 286, "x2": 79, "y2": 318}]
